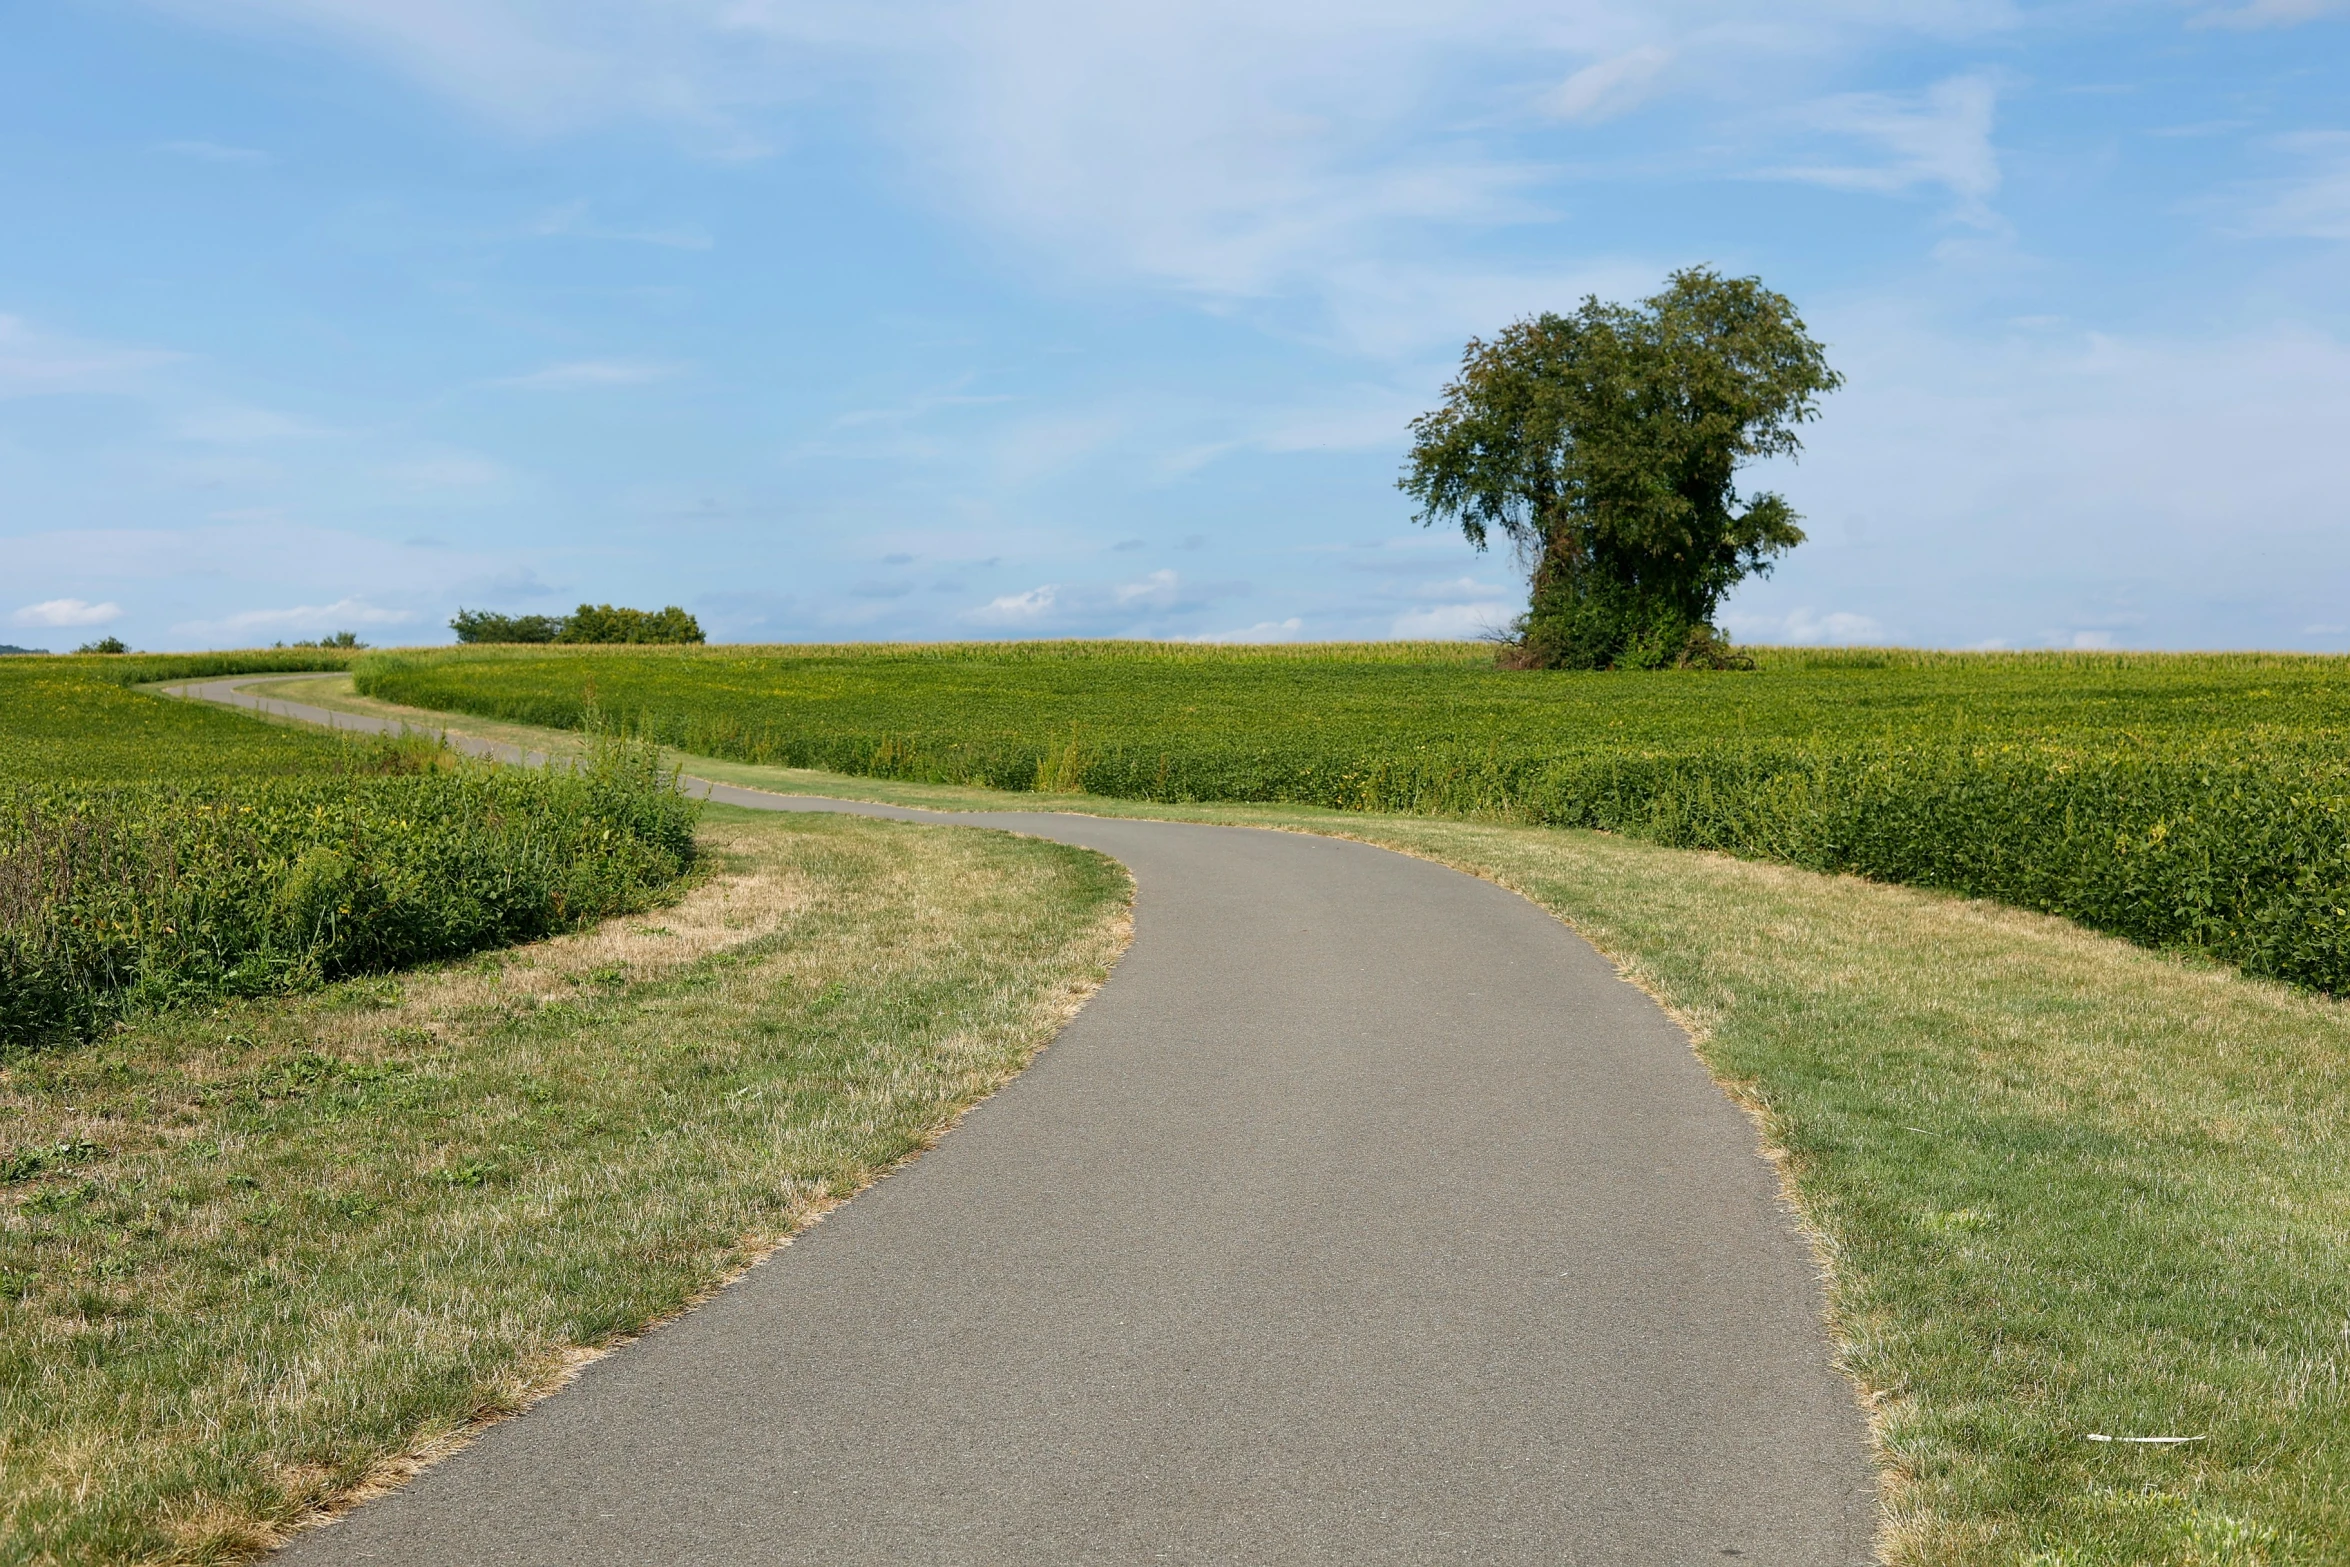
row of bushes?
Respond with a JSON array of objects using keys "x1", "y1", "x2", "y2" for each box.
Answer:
[
  {"x1": 352, "y1": 645, "x2": 2350, "y2": 994},
  {"x1": 0, "y1": 737, "x2": 699, "y2": 1054},
  {"x1": 450, "y1": 604, "x2": 705, "y2": 645},
  {"x1": 390, "y1": 710, "x2": 2350, "y2": 996},
  {"x1": 511, "y1": 712, "x2": 2350, "y2": 995}
]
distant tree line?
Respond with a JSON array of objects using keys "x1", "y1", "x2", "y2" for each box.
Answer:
[{"x1": 451, "y1": 604, "x2": 705, "y2": 646}]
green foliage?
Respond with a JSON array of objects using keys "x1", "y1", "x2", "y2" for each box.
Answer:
[
  {"x1": 358, "y1": 640, "x2": 2350, "y2": 992},
  {"x1": 453, "y1": 604, "x2": 703, "y2": 645},
  {"x1": 75, "y1": 636, "x2": 128, "y2": 655},
  {"x1": 279, "y1": 630, "x2": 366, "y2": 649},
  {"x1": 558, "y1": 603, "x2": 705, "y2": 645},
  {"x1": 0, "y1": 654, "x2": 367, "y2": 783},
  {"x1": 450, "y1": 608, "x2": 562, "y2": 644},
  {"x1": 1402, "y1": 268, "x2": 1839, "y2": 668},
  {"x1": 0, "y1": 656, "x2": 698, "y2": 1052}
]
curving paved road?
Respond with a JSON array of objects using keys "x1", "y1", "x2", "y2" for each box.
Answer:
[{"x1": 176, "y1": 677, "x2": 1879, "y2": 1565}]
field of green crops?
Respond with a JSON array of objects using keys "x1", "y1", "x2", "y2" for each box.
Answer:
[
  {"x1": 1, "y1": 655, "x2": 697, "y2": 1051},
  {"x1": 356, "y1": 640, "x2": 2350, "y2": 992}
]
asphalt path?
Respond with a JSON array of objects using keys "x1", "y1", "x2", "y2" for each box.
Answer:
[{"x1": 175, "y1": 676, "x2": 1879, "y2": 1565}]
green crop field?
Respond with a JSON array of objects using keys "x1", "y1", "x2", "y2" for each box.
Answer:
[
  {"x1": 357, "y1": 641, "x2": 2350, "y2": 993},
  {"x1": 0, "y1": 656, "x2": 697, "y2": 1051},
  {"x1": 0, "y1": 652, "x2": 367, "y2": 784}
]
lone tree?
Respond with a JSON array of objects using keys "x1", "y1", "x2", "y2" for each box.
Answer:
[{"x1": 1400, "y1": 268, "x2": 1840, "y2": 670}]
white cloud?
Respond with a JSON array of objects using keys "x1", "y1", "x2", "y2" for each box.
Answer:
[
  {"x1": 967, "y1": 583, "x2": 1060, "y2": 624},
  {"x1": 1182, "y1": 617, "x2": 1305, "y2": 643},
  {"x1": 531, "y1": 199, "x2": 714, "y2": 250},
  {"x1": 2240, "y1": 132, "x2": 2350, "y2": 241},
  {"x1": 1390, "y1": 600, "x2": 1515, "y2": 639},
  {"x1": 496, "y1": 359, "x2": 680, "y2": 389},
  {"x1": 1544, "y1": 46, "x2": 1671, "y2": 123},
  {"x1": 136, "y1": 1, "x2": 2004, "y2": 323},
  {"x1": 2191, "y1": 0, "x2": 2347, "y2": 26},
  {"x1": 12, "y1": 598, "x2": 123, "y2": 628},
  {"x1": 157, "y1": 139, "x2": 271, "y2": 163},
  {"x1": 170, "y1": 404, "x2": 326, "y2": 443},
  {"x1": 1771, "y1": 72, "x2": 2002, "y2": 221},
  {"x1": 380, "y1": 452, "x2": 507, "y2": 487},
  {"x1": 1112, "y1": 568, "x2": 1180, "y2": 607},
  {"x1": 139, "y1": 0, "x2": 779, "y2": 141},
  {"x1": 0, "y1": 314, "x2": 177, "y2": 396},
  {"x1": 959, "y1": 568, "x2": 1251, "y2": 632},
  {"x1": 1723, "y1": 304, "x2": 2350, "y2": 649},
  {"x1": 1719, "y1": 606, "x2": 1884, "y2": 644},
  {"x1": 176, "y1": 597, "x2": 417, "y2": 637}
]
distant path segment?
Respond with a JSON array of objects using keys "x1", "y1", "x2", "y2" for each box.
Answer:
[{"x1": 174, "y1": 676, "x2": 1878, "y2": 1565}]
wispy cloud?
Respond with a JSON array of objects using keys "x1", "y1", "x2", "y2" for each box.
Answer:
[
  {"x1": 2239, "y1": 131, "x2": 2350, "y2": 241},
  {"x1": 1544, "y1": 46, "x2": 1671, "y2": 123},
  {"x1": 133, "y1": 1, "x2": 2033, "y2": 343},
  {"x1": 0, "y1": 314, "x2": 177, "y2": 396},
  {"x1": 1719, "y1": 606, "x2": 1885, "y2": 645},
  {"x1": 967, "y1": 583, "x2": 1059, "y2": 624},
  {"x1": 12, "y1": 598, "x2": 123, "y2": 628},
  {"x1": 157, "y1": 138, "x2": 271, "y2": 163},
  {"x1": 176, "y1": 597, "x2": 416, "y2": 637},
  {"x1": 1183, "y1": 617, "x2": 1305, "y2": 643},
  {"x1": 496, "y1": 359, "x2": 680, "y2": 390},
  {"x1": 170, "y1": 404, "x2": 326, "y2": 443},
  {"x1": 1770, "y1": 73, "x2": 2003, "y2": 223},
  {"x1": 1389, "y1": 600, "x2": 1514, "y2": 639},
  {"x1": 531, "y1": 199, "x2": 713, "y2": 250},
  {"x1": 2190, "y1": 0, "x2": 2347, "y2": 27},
  {"x1": 961, "y1": 567, "x2": 1246, "y2": 632},
  {"x1": 380, "y1": 452, "x2": 507, "y2": 487}
]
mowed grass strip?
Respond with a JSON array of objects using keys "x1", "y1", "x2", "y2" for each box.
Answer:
[
  {"x1": 1345, "y1": 818, "x2": 2350, "y2": 1565},
  {"x1": 0, "y1": 807, "x2": 1130, "y2": 1566},
  {"x1": 273, "y1": 675, "x2": 2350, "y2": 1561}
]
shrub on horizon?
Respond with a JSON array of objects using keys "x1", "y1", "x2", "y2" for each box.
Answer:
[{"x1": 451, "y1": 604, "x2": 703, "y2": 645}]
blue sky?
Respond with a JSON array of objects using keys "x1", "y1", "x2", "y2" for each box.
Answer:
[{"x1": 3, "y1": 0, "x2": 2345, "y2": 651}]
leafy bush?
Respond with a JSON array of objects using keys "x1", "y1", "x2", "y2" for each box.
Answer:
[
  {"x1": 0, "y1": 737, "x2": 697, "y2": 1053},
  {"x1": 357, "y1": 641, "x2": 2350, "y2": 991},
  {"x1": 450, "y1": 608, "x2": 562, "y2": 645},
  {"x1": 559, "y1": 604, "x2": 704, "y2": 645},
  {"x1": 451, "y1": 604, "x2": 703, "y2": 645},
  {"x1": 0, "y1": 654, "x2": 698, "y2": 1052}
]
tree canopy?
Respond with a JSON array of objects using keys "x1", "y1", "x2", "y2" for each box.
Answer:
[
  {"x1": 1400, "y1": 267, "x2": 1840, "y2": 669},
  {"x1": 451, "y1": 605, "x2": 704, "y2": 646}
]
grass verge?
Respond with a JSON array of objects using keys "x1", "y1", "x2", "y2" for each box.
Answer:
[
  {"x1": 264, "y1": 674, "x2": 2350, "y2": 1564},
  {"x1": 0, "y1": 806, "x2": 1130, "y2": 1566}
]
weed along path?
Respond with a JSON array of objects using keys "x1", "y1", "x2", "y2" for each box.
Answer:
[{"x1": 174, "y1": 676, "x2": 1878, "y2": 1565}]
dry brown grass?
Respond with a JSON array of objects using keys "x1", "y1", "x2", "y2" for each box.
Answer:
[
  {"x1": 133, "y1": 678, "x2": 2350, "y2": 1556},
  {"x1": 0, "y1": 807, "x2": 1129, "y2": 1566}
]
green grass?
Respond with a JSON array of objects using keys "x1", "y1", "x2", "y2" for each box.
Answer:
[
  {"x1": 0, "y1": 806, "x2": 1130, "y2": 1565},
  {"x1": 267, "y1": 677, "x2": 2350, "y2": 1564},
  {"x1": 0, "y1": 654, "x2": 363, "y2": 783},
  {"x1": 0, "y1": 657, "x2": 696, "y2": 1051},
  {"x1": 353, "y1": 641, "x2": 2350, "y2": 993}
]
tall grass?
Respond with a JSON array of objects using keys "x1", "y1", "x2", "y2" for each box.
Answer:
[
  {"x1": 0, "y1": 735, "x2": 698, "y2": 1054},
  {"x1": 0, "y1": 655, "x2": 699, "y2": 1052}
]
